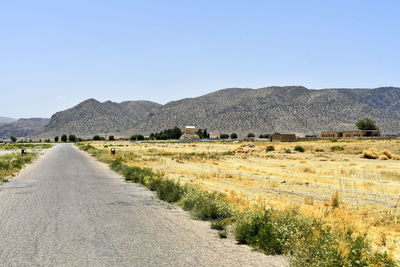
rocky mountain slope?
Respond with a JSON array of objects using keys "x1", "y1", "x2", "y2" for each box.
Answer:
[
  {"x1": 42, "y1": 99, "x2": 161, "y2": 137},
  {"x1": 130, "y1": 86, "x2": 400, "y2": 136},
  {"x1": 0, "y1": 118, "x2": 50, "y2": 139},
  {"x1": 2, "y1": 86, "x2": 400, "y2": 138}
]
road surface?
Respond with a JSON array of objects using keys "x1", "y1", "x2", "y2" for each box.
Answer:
[{"x1": 0, "y1": 144, "x2": 287, "y2": 266}]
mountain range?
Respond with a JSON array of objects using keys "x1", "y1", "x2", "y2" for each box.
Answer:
[{"x1": 1, "y1": 86, "x2": 400, "y2": 139}]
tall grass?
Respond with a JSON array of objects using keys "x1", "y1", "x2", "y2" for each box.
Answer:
[
  {"x1": 0, "y1": 152, "x2": 37, "y2": 181},
  {"x1": 0, "y1": 144, "x2": 52, "y2": 150}
]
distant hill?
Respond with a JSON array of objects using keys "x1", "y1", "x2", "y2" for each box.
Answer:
[
  {"x1": 42, "y1": 99, "x2": 161, "y2": 137},
  {"x1": 0, "y1": 116, "x2": 17, "y2": 124},
  {"x1": 0, "y1": 118, "x2": 50, "y2": 139},
  {"x1": 130, "y1": 86, "x2": 400, "y2": 136},
  {"x1": 2, "y1": 86, "x2": 400, "y2": 138}
]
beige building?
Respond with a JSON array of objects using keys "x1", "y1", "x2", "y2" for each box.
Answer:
[
  {"x1": 179, "y1": 126, "x2": 200, "y2": 140},
  {"x1": 321, "y1": 130, "x2": 380, "y2": 138}
]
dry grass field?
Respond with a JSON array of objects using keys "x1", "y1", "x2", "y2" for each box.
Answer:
[{"x1": 88, "y1": 139, "x2": 400, "y2": 259}]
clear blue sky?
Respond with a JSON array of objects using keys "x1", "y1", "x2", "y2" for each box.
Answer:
[{"x1": 1, "y1": 0, "x2": 399, "y2": 118}]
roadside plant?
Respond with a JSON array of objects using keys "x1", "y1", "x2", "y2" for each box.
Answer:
[
  {"x1": 61, "y1": 134, "x2": 68, "y2": 142},
  {"x1": 294, "y1": 145, "x2": 305, "y2": 152},
  {"x1": 266, "y1": 146, "x2": 275, "y2": 152}
]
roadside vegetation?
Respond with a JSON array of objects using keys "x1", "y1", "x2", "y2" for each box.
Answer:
[
  {"x1": 0, "y1": 143, "x2": 53, "y2": 150},
  {"x1": 77, "y1": 141, "x2": 398, "y2": 266},
  {"x1": 0, "y1": 152, "x2": 37, "y2": 182}
]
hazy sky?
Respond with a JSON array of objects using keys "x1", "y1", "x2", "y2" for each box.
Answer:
[{"x1": 1, "y1": 0, "x2": 399, "y2": 118}]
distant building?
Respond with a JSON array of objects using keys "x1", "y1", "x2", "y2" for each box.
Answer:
[
  {"x1": 269, "y1": 134, "x2": 297, "y2": 142},
  {"x1": 321, "y1": 130, "x2": 380, "y2": 138},
  {"x1": 179, "y1": 126, "x2": 201, "y2": 140}
]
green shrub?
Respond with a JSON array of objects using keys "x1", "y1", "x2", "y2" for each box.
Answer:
[
  {"x1": 218, "y1": 230, "x2": 228, "y2": 238},
  {"x1": 247, "y1": 133, "x2": 255, "y2": 138},
  {"x1": 294, "y1": 145, "x2": 305, "y2": 152},
  {"x1": 284, "y1": 148, "x2": 291, "y2": 154},
  {"x1": 123, "y1": 166, "x2": 155, "y2": 184},
  {"x1": 220, "y1": 134, "x2": 229, "y2": 139},
  {"x1": 156, "y1": 179, "x2": 186, "y2": 203},
  {"x1": 180, "y1": 188, "x2": 232, "y2": 220},
  {"x1": 266, "y1": 146, "x2": 275, "y2": 152},
  {"x1": 331, "y1": 146, "x2": 344, "y2": 152},
  {"x1": 235, "y1": 210, "x2": 282, "y2": 254},
  {"x1": 315, "y1": 148, "x2": 324, "y2": 152},
  {"x1": 230, "y1": 133, "x2": 238, "y2": 139},
  {"x1": 211, "y1": 219, "x2": 228, "y2": 230}
]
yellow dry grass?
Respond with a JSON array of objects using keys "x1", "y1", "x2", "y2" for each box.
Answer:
[{"x1": 88, "y1": 139, "x2": 400, "y2": 259}]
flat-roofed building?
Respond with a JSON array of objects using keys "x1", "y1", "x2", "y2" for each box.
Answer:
[{"x1": 321, "y1": 130, "x2": 380, "y2": 138}]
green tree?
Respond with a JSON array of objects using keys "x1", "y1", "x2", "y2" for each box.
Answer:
[
  {"x1": 61, "y1": 134, "x2": 68, "y2": 142},
  {"x1": 356, "y1": 118, "x2": 379, "y2": 130},
  {"x1": 149, "y1": 127, "x2": 182, "y2": 140},
  {"x1": 68, "y1": 135, "x2": 77, "y2": 142},
  {"x1": 109, "y1": 135, "x2": 115, "y2": 141},
  {"x1": 230, "y1": 133, "x2": 238, "y2": 139},
  {"x1": 130, "y1": 134, "x2": 145, "y2": 141},
  {"x1": 93, "y1": 135, "x2": 101, "y2": 141},
  {"x1": 54, "y1": 136, "x2": 59, "y2": 142},
  {"x1": 220, "y1": 133, "x2": 229, "y2": 139},
  {"x1": 10, "y1": 136, "x2": 17, "y2": 143},
  {"x1": 247, "y1": 133, "x2": 255, "y2": 138}
]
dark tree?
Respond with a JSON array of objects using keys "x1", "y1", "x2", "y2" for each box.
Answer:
[
  {"x1": 54, "y1": 136, "x2": 59, "y2": 142},
  {"x1": 196, "y1": 129, "x2": 210, "y2": 139},
  {"x1": 93, "y1": 135, "x2": 101, "y2": 141},
  {"x1": 356, "y1": 118, "x2": 379, "y2": 130},
  {"x1": 259, "y1": 134, "x2": 269, "y2": 139},
  {"x1": 230, "y1": 133, "x2": 238, "y2": 139},
  {"x1": 10, "y1": 136, "x2": 17, "y2": 143},
  {"x1": 130, "y1": 134, "x2": 145, "y2": 141},
  {"x1": 109, "y1": 135, "x2": 115, "y2": 141},
  {"x1": 220, "y1": 133, "x2": 229, "y2": 139},
  {"x1": 68, "y1": 135, "x2": 77, "y2": 142},
  {"x1": 61, "y1": 135, "x2": 68, "y2": 142},
  {"x1": 247, "y1": 133, "x2": 255, "y2": 138},
  {"x1": 149, "y1": 127, "x2": 182, "y2": 140}
]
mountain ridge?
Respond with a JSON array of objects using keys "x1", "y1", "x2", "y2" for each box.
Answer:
[{"x1": 1, "y1": 86, "x2": 400, "y2": 138}]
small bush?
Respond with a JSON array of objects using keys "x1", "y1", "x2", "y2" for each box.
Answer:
[
  {"x1": 331, "y1": 146, "x2": 344, "y2": 152},
  {"x1": 284, "y1": 148, "x2": 291, "y2": 154},
  {"x1": 211, "y1": 219, "x2": 229, "y2": 230},
  {"x1": 156, "y1": 179, "x2": 186, "y2": 203},
  {"x1": 218, "y1": 230, "x2": 228, "y2": 238},
  {"x1": 315, "y1": 148, "x2": 324, "y2": 152},
  {"x1": 294, "y1": 145, "x2": 305, "y2": 152},
  {"x1": 180, "y1": 188, "x2": 232, "y2": 220},
  {"x1": 266, "y1": 146, "x2": 275, "y2": 152},
  {"x1": 235, "y1": 210, "x2": 282, "y2": 254}
]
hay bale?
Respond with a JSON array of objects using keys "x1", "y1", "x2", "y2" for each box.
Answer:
[
  {"x1": 379, "y1": 155, "x2": 389, "y2": 160},
  {"x1": 381, "y1": 149, "x2": 394, "y2": 159},
  {"x1": 362, "y1": 149, "x2": 379, "y2": 159}
]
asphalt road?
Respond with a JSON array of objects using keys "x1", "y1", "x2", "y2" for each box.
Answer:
[{"x1": 0, "y1": 144, "x2": 287, "y2": 267}]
